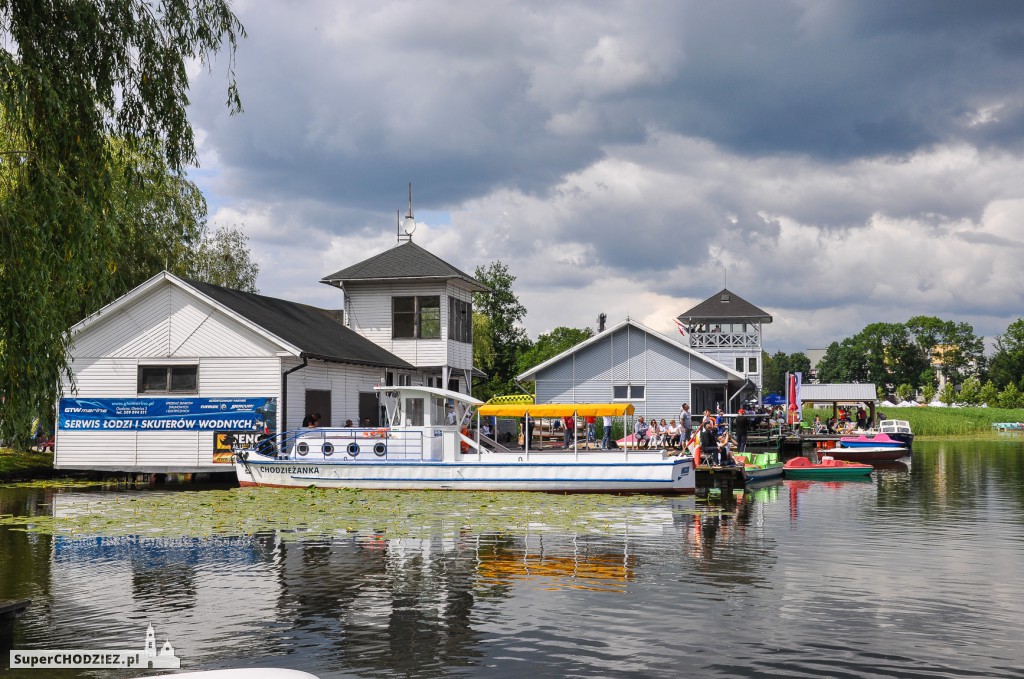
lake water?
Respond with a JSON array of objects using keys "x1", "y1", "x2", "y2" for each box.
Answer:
[{"x1": 2, "y1": 438, "x2": 1023, "y2": 678}]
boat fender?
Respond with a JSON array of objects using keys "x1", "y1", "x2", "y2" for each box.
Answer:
[
  {"x1": 373, "y1": 442, "x2": 386, "y2": 456},
  {"x1": 296, "y1": 441, "x2": 309, "y2": 456},
  {"x1": 322, "y1": 442, "x2": 334, "y2": 456},
  {"x1": 347, "y1": 442, "x2": 360, "y2": 457}
]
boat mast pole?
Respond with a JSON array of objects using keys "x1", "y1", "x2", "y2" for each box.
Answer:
[{"x1": 573, "y1": 409, "x2": 579, "y2": 460}]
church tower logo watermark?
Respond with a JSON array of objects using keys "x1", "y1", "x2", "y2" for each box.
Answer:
[{"x1": 9, "y1": 623, "x2": 181, "y2": 670}]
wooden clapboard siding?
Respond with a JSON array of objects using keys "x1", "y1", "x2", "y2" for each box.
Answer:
[
  {"x1": 283, "y1": 358, "x2": 384, "y2": 430},
  {"x1": 71, "y1": 284, "x2": 280, "y2": 360},
  {"x1": 445, "y1": 281, "x2": 474, "y2": 370},
  {"x1": 344, "y1": 280, "x2": 448, "y2": 367}
]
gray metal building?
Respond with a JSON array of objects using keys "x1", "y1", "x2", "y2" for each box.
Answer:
[{"x1": 516, "y1": 318, "x2": 748, "y2": 421}]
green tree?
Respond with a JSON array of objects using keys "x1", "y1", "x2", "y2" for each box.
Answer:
[
  {"x1": 988, "y1": 318, "x2": 1024, "y2": 389},
  {"x1": 907, "y1": 316, "x2": 984, "y2": 389},
  {"x1": 998, "y1": 382, "x2": 1024, "y2": 409},
  {"x1": 958, "y1": 376, "x2": 981, "y2": 406},
  {"x1": 473, "y1": 261, "x2": 529, "y2": 401},
  {"x1": 187, "y1": 225, "x2": 260, "y2": 293},
  {"x1": 920, "y1": 384, "x2": 937, "y2": 404},
  {"x1": 761, "y1": 351, "x2": 786, "y2": 394},
  {"x1": 938, "y1": 382, "x2": 957, "y2": 406},
  {"x1": 895, "y1": 384, "x2": 914, "y2": 402},
  {"x1": 978, "y1": 380, "x2": 999, "y2": 407},
  {"x1": 0, "y1": 0, "x2": 244, "y2": 445},
  {"x1": 516, "y1": 326, "x2": 593, "y2": 377}
]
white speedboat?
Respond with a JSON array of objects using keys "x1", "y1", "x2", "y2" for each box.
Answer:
[{"x1": 234, "y1": 386, "x2": 694, "y2": 493}]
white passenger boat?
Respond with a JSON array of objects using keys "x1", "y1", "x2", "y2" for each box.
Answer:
[{"x1": 234, "y1": 386, "x2": 694, "y2": 493}]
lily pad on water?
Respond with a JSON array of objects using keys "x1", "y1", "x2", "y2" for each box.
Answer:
[{"x1": 0, "y1": 487, "x2": 686, "y2": 541}]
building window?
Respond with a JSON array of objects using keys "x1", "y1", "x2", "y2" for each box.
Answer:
[
  {"x1": 138, "y1": 365, "x2": 198, "y2": 394},
  {"x1": 393, "y1": 296, "x2": 441, "y2": 339},
  {"x1": 448, "y1": 298, "x2": 473, "y2": 343},
  {"x1": 613, "y1": 385, "x2": 645, "y2": 400},
  {"x1": 447, "y1": 378, "x2": 459, "y2": 393},
  {"x1": 749, "y1": 357, "x2": 758, "y2": 373},
  {"x1": 735, "y1": 357, "x2": 745, "y2": 372}
]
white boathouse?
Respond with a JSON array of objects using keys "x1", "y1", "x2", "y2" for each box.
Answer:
[{"x1": 55, "y1": 239, "x2": 487, "y2": 473}]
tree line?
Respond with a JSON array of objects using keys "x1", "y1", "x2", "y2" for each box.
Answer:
[{"x1": 762, "y1": 316, "x2": 1024, "y2": 407}]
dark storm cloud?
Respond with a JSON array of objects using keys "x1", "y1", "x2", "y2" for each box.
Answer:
[{"x1": 184, "y1": 0, "x2": 1024, "y2": 350}]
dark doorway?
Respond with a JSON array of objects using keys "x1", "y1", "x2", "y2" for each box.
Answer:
[
  {"x1": 358, "y1": 392, "x2": 380, "y2": 427},
  {"x1": 305, "y1": 390, "x2": 332, "y2": 426},
  {"x1": 692, "y1": 385, "x2": 726, "y2": 416}
]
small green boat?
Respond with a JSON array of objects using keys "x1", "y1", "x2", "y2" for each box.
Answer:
[{"x1": 734, "y1": 451, "x2": 785, "y2": 482}]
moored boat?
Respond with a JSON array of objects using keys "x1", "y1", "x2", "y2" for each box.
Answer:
[
  {"x1": 839, "y1": 433, "x2": 903, "y2": 448},
  {"x1": 234, "y1": 386, "x2": 695, "y2": 493},
  {"x1": 783, "y1": 455, "x2": 873, "y2": 479},
  {"x1": 876, "y1": 419, "x2": 914, "y2": 449},
  {"x1": 733, "y1": 452, "x2": 784, "y2": 482}
]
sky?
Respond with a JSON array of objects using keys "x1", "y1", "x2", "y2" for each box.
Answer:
[{"x1": 185, "y1": 0, "x2": 1024, "y2": 354}]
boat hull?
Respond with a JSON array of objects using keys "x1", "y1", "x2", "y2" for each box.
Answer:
[
  {"x1": 234, "y1": 452, "x2": 695, "y2": 493},
  {"x1": 829, "y1": 446, "x2": 910, "y2": 463},
  {"x1": 783, "y1": 466, "x2": 873, "y2": 479}
]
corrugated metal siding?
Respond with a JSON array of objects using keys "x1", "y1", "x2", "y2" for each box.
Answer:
[
  {"x1": 627, "y1": 326, "x2": 647, "y2": 380},
  {"x1": 574, "y1": 338, "x2": 611, "y2": 381},
  {"x1": 611, "y1": 328, "x2": 630, "y2": 380}
]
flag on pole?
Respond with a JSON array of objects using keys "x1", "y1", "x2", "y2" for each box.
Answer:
[{"x1": 674, "y1": 318, "x2": 687, "y2": 336}]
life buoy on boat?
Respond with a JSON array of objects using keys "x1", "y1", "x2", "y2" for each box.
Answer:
[
  {"x1": 361, "y1": 428, "x2": 388, "y2": 439},
  {"x1": 460, "y1": 427, "x2": 470, "y2": 453},
  {"x1": 347, "y1": 442, "x2": 360, "y2": 457},
  {"x1": 373, "y1": 442, "x2": 386, "y2": 456},
  {"x1": 296, "y1": 441, "x2": 309, "y2": 456}
]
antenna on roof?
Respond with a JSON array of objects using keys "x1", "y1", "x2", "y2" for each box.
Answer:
[{"x1": 398, "y1": 182, "x2": 416, "y2": 243}]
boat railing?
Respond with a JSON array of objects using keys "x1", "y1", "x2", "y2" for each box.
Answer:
[{"x1": 265, "y1": 427, "x2": 428, "y2": 461}]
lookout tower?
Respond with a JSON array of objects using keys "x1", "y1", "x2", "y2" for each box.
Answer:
[{"x1": 676, "y1": 289, "x2": 772, "y2": 403}]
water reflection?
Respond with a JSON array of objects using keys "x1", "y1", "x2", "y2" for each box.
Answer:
[{"x1": 1, "y1": 439, "x2": 1023, "y2": 678}]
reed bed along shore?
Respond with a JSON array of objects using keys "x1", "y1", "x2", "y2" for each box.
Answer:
[{"x1": 803, "y1": 406, "x2": 1024, "y2": 437}]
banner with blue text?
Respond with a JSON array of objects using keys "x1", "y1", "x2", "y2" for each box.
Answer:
[{"x1": 58, "y1": 397, "x2": 277, "y2": 432}]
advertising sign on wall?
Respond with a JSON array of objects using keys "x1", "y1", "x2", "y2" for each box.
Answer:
[
  {"x1": 59, "y1": 397, "x2": 277, "y2": 433},
  {"x1": 212, "y1": 431, "x2": 265, "y2": 464}
]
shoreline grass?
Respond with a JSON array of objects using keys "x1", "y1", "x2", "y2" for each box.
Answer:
[
  {"x1": 0, "y1": 446, "x2": 56, "y2": 480},
  {"x1": 803, "y1": 406, "x2": 1024, "y2": 437}
]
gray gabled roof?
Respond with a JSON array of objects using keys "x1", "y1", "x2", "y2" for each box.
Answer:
[
  {"x1": 185, "y1": 279, "x2": 412, "y2": 369},
  {"x1": 320, "y1": 240, "x2": 488, "y2": 292},
  {"x1": 677, "y1": 288, "x2": 772, "y2": 323}
]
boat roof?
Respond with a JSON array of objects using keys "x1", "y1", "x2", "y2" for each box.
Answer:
[
  {"x1": 373, "y1": 385, "x2": 485, "y2": 406},
  {"x1": 478, "y1": 403, "x2": 635, "y2": 418}
]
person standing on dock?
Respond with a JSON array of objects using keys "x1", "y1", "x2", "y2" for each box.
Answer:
[
  {"x1": 680, "y1": 404, "x2": 692, "y2": 442},
  {"x1": 602, "y1": 415, "x2": 613, "y2": 449},
  {"x1": 734, "y1": 409, "x2": 750, "y2": 452}
]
